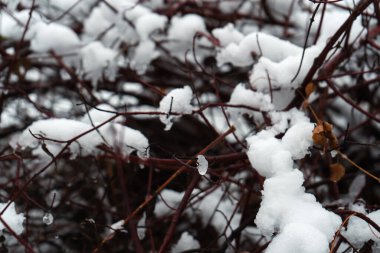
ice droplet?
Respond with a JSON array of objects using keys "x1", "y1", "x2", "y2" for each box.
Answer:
[
  {"x1": 42, "y1": 212, "x2": 54, "y2": 225},
  {"x1": 196, "y1": 155, "x2": 208, "y2": 175}
]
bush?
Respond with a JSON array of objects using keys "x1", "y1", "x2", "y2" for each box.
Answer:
[{"x1": 0, "y1": 0, "x2": 379, "y2": 252}]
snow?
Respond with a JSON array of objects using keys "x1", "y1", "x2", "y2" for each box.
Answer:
[
  {"x1": 0, "y1": 1, "x2": 376, "y2": 251},
  {"x1": 168, "y1": 14, "x2": 206, "y2": 42},
  {"x1": 154, "y1": 190, "x2": 184, "y2": 217},
  {"x1": 269, "y1": 109, "x2": 311, "y2": 135},
  {"x1": 190, "y1": 185, "x2": 242, "y2": 246},
  {"x1": 135, "y1": 13, "x2": 167, "y2": 40},
  {"x1": 156, "y1": 185, "x2": 243, "y2": 246},
  {"x1": 247, "y1": 131, "x2": 291, "y2": 178},
  {"x1": 0, "y1": 202, "x2": 24, "y2": 235},
  {"x1": 246, "y1": 116, "x2": 342, "y2": 252},
  {"x1": 120, "y1": 1, "x2": 151, "y2": 21},
  {"x1": 0, "y1": 10, "x2": 40, "y2": 40},
  {"x1": 17, "y1": 118, "x2": 98, "y2": 158},
  {"x1": 15, "y1": 117, "x2": 149, "y2": 160},
  {"x1": 212, "y1": 23, "x2": 244, "y2": 47},
  {"x1": 347, "y1": 175, "x2": 366, "y2": 201},
  {"x1": 315, "y1": 9, "x2": 364, "y2": 45},
  {"x1": 216, "y1": 32, "x2": 302, "y2": 67},
  {"x1": 82, "y1": 1, "x2": 167, "y2": 74},
  {"x1": 249, "y1": 45, "x2": 322, "y2": 91},
  {"x1": 83, "y1": 7, "x2": 112, "y2": 39},
  {"x1": 229, "y1": 84, "x2": 274, "y2": 112},
  {"x1": 130, "y1": 40, "x2": 159, "y2": 74},
  {"x1": 109, "y1": 219, "x2": 125, "y2": 233},
  {"x1": 44, "y1": 0, "x2": 81, "y2": 10},
  {"x1": 214, "y1": 30, "x2": 324, "y2": 109},
  {"x1": 196, "y1": 155, "x2": 208, "y2": 175},
  {"x1": 256, "y1": 170, "x2": 341, "y2": 238},
  {"x1": 159, "y1": 86, "x2": 193, "y2": 131},
  {"x1": 343, "y1": 210, "x2": 380, "y2": 249},
  {"x1": 166, "y1": 14, "x2": 209, "y2": 60},
  {"x1": 137, "y1": 213, "x2": 146, "y2": 240},
  {"x1": 225, "y1": 84, "x2": 275, "y2": 139},
  {"x1": 30, "y1": 22, "x2": 81, "y2": 54},
  {"x1": 265, "y1": 223, "x2": 329, "y2": 253},
  {"x1": 80, "y1": 41, "x2": 118, "y2": 86},
  {"x1": 171, "y1": 231, "x2": 200, "y2": 253},
  {"x1": 281, "y1": 122, "x2": 314, "y2": 159},
  {"x1": 129, "y1": 12, "x2": 167, "y2": 73},
  {"x1": 80, "y1": 104, "x2": 119, "y2": 124},
  {"x1": 40, "y1": 0, "x2": 94, "y2": 18},
  {"x1": 103, "y1": 123, "x2": 150, "y2": 158}
]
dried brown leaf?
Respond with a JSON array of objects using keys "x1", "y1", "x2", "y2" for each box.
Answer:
[{"x1": 329, "y1": 163, "x2": 346, "y2": 182}]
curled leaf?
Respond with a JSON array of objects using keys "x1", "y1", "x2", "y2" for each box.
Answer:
[
  {"x1": 329, "y1": 163, "x2": 345, "y2": 182},
  {"x1": 312, "y1": 121, "x2": 338, "y2": 151}
]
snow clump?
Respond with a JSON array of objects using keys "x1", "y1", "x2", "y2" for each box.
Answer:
[
  {"x1": 30, "y1": 22, "x2": 81, "y2": 54},
  {"x1": 343, "y1": 210, "x2": 380, "y2": 250},
  {"x1": 80, "y1": 42, "x2": 118, "y2": 86},
  {"x1": 159, "y1": 86, "x2": 193, "y2": 131},
  {"x1": 14, "y1": 110, "x2": 149, "y2": 160},
  {"x1": 0, "y1": 202, "x2": 25, "y2": 235},
  {"x1": 171, "y1": 231, "x2": 200, "y2": 253},
  {"x1": 246, "y1": 116, "x2": 342, "y2": 253}
]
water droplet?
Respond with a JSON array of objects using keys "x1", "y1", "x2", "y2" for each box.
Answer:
[{"x1": 42, "y1": 212, "x2": 54, "y2": 225}]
